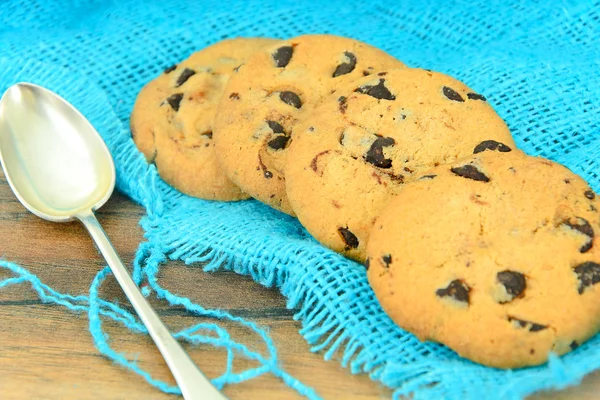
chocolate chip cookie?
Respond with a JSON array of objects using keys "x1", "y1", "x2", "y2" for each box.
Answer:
[
  {"x1": 367, "y1": 149, "x2": 600, "y2": 368},
  {"x1": 212, "y1": 34, "x2": 406, "y2": 214},
  {"x1": 130, "y1": 37, "x2": 277, "y2": 200},
  {"x1": 285, "y1": 68, "x2": 515, "y2": 261}
]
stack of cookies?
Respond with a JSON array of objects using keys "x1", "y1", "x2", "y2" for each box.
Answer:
[{"x1": 131, "y1": 34, "x2": 600, "y2": 369}]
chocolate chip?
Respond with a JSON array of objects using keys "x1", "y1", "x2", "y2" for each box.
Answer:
[
  {"x1": 442, "y1": 86, "x2": 465, "y2": 102},
  {"x1": 473, "y1": 140, "x2": 512, "y2": 154},
  {"x1": 333, "y1": 51, "x2": 357, "y2": 77},
  {"x1": 273, "y1": 46, "x2": 293, "y2": 67},
  {"x1": 338, "y1": 227, "x2": 359, "y2": 249},
  {"x1": 574, "y1": 261, "x2": 600, "y2": 294},
  {"x1": 436, "y1": 280, "x2": 470, "y2": 304},
  {"x1": 467, "y1": 92, "x2": 487, "y2": 101},
  {"x1": 362, "y1": 70, "x2": 371, "y2": 76},
  {"x1": 365, "y1": 137, "x2": 395, "y2": 168},
  {"x1": 565, "y1": 179, "x2": 571, "y2": 184},
  {"x1": 387, "y1": 172, "x2": 404, "y2": 183},
  {"x1": 497, "y1": 270, "x2": 526, "y2": 302},
  {"x1": 201, "y1": 131, "x2": 213, "y2": 139},
  {"x1": 508, "y1": 316, "x2": 548, "y2": 332},
  {"x1": 365, "y1": 257, "x2": 370, "y2": 270},
  {"x1": 165, "y1": 93, "x2": 183, "y2": 111},
  {"x1": 382, "y1": 254, "x2": 392, "y2": 268},
  {"x1": 570, "y1": 341, "x2": 579, "y2": 350},
  {"x1": 585, "y1": 190, "x2": 596, "y2": 200},
  {"x1": 451, "y1": 165, "x2": 490, "y2": 182},
  {"x1": 355, "y1": 79, "x2": 396, "y2": 100},
  {"x1": 529, "y1": 323, "x2": 547, "y2": 332},
  {"x1": 420, "y1": 174, "x2": 437, "y2": 180},
  {"x1": 338, "y1": 96, "x2": 348, "y2": 113},
  {"x1": 267, "y1": 135, "x2": 290, "y2": 150},
  {"x1": 562, "y1": 217, "x2": 594, "y2": 253},
  {"x1": 280, "y1": 91, "x2": 302, "y2": 108},
  {"x1": 264, "y1": 171, "x2": 273, "y2": 179},
  {"x1": 267, "y1": 120, "x2": 285, "y2": 134},
  {"x1": 229, "y1": 92, "x2": 240, "y2": 100},
  {"x1": 164, "y1": 64, "x2": 177, "y2": 74},
  {"x1": 175, "y1": 68, "x2": 196, "y2": 87}
]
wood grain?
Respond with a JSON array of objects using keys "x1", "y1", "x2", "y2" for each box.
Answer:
[{"x1": 0, "y1": 169, "x2": 599, "y2": 399}]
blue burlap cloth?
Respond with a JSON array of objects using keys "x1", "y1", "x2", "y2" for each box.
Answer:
[{"x1": 1, "y1": 1, "x2": 600, "y2": 399}]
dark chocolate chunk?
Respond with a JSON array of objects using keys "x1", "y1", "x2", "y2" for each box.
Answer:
[
  {"x1": 529, "y1": 323, "x2": 548, "y2": 332},
  {"x1": 436, "y1": 280, "x2": 470, "y2": 304},
  {"x1": 267, "y1": 135, "x2": 290, "y2": 150},
  {"x1": 497, "y1": 270, "x2": 526, "y2": 302},
  {"x1": 562, "y1": 217, "x2": 594, "y2": 253},
  {"x1": 201, "y1": 131, "x2": 213, "y2": 139},
  {"x1": 450, "y1": 165, "x2": 490, "y2": 182},
  {"x1": 338, "y1": 96, "x2": 348, "y2": 113},
  {"x1": 365, "y1": 136, "x2": 395, "y2": 168},
  {"x1": 508, "y1": 316, "x2": 548, "y2": 332},
  {"x1": 473, "y1": 140, "x2": 512, "y2": 154},
  {"x1": 267, "y1": 120, "x2": 285, "y2": 134},
  {"x1": 420, "y1": 174, "x2": 437, "y2": 180},
  {"x1": 175, "y1": 68, "x2": 196, "y2": 87},
  {"x1": 264, "y1": 171, "x2": 273, "y2": 179},
  {"x1": 381, "y1": 254, "x2": 392, "y2": 268},
  {"x1": 365, "y1": 257, "x2": 370, "y2": 270},
  {"x1": 229, "y1": 92, "x2": 240, "y2": 100},
  {"x1": 280, "y1": 91, "x2": 302, "y2": 108},
  {"x1": 570, "y1": 341, "x2": 579, "y2": 350},
  {"x1": 355, "y1": 79, "x2": 396, "y2": 100},
  {"x1": 362, "y1": 70, "x2": 371, "y2": 76},
  {"x1": 165, "y1": 93, "x2": 183, "y2": 111},
  {"x1": 574, "y1": 261, "x2": 600, "y2": 294},
  {"x1": 333, "y1": 51, "x2": 357, "y2": 77},
  {"x1": 338, "y1": 227, "x2": 359, "y2": 249},
  {"x1": 442, "y1": 86, "x2": 464, "y2": 102},
  {"x1": 273, "y1": 46, "x2": 293, "y2": 67},
  {"x1": 585, "y1": 190, "x2": 596, "y2": 200},
  {"x1": 164, "y1": 64, "x2": 177, "y2": 74},
  {"x1": 467, "y1": 92, "x2": 487, "y2": 101}
]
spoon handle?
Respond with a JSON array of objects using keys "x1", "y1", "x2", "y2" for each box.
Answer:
[{"x1": 78, "y1": 212, "x2": 227, "y2": 400}]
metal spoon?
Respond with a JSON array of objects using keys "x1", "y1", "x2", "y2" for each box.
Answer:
[{"x1": 0, "y1": 82, "x2": 227, "y2": 400}]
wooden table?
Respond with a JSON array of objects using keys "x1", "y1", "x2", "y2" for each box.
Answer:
[{"x1": 1, "y1": 170, "x2": 599, "y2": 400}]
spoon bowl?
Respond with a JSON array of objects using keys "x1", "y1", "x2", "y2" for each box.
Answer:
[
  {"x1": 0, "y1": 83, "x2": 114, "y2": 221},
  {"x1": 0, "y1": 82, "x2": 225, "y2": 400}
]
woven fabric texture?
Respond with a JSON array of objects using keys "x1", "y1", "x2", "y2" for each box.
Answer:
[{"x1": 1, "y1": 1, "x2": 600, "y2": 399}]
